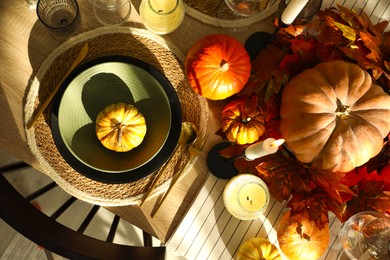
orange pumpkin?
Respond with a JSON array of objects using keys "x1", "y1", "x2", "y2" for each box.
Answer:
[
  {"x1": 277, "y1": 210, "x2": 330, "y2": 260},
  {"x1": 236, "y1": 237, "x2": 281, "y2": 260},
  {"x1": 185, "y1": 34, "x2": 251, "y2": 100},
  {"x1": 221, "y1": 96, "x2": 265, "y2": 145},
  {"x1": 96, "y1": 103, "x2": 147, "y2": 152},
  {"x1": 280, "y1": 60, "x2": 390, "y2": 172}
]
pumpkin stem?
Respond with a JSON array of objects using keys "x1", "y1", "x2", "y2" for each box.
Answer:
[
  {"x1": 335, "y1": 99, "x2": 351, "y2": 119},
  {"x1": 220, "y1": 60, "x2": 229, "y2": 72},
  {"x1": 111, "y1": 118, "x2": 124, "y2": 144}
]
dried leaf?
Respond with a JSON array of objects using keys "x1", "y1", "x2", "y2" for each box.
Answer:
[
  {"x1": 255, "y1": 151, "x2": 312, "y2": 202},
  {"x1": 313, "y1": 170, "x2": 355, "y2": 203},
  {"x1": 334, "y1": 21, "x2": 356, "y2": 42},
  {"x1": 287, "y1": 191, "x2": 330, "y2": 229}
]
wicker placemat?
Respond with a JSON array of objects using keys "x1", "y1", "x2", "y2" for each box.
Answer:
[
  {"x1": 24, "y1": 27, "x2": 208, "y2": 206},
  {"x1": 183, "y1": 0, "x2": 281, "y2": 28}
]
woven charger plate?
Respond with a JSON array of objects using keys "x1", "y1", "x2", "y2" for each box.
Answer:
[
  {"x1": 24, "y1": 27, "x2": 208, "y2": 206},
  {"x1": 183, "y1": 0, "x2": 280, "y2": 28}
]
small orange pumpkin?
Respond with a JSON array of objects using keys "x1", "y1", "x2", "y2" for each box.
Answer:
[
  {"x1": 185, "y1": 34, "x2": 251, "y2": 100},
  {"x1": 277, "y1": 210, "x2": 330, "y2": 260},
  {"x1": 95, "y1": 103, "x2": 147, "y2": 152},
  {"x1": 236, "y1": 237, "x2": 281, "y2": 260},
  {"x1": 221, "y1": 95, "x2": 265, "y2": 145}
]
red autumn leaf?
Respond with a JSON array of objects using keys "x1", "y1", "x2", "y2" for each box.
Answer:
[
  {"x1": 379, "y1": 164, "x2": 390, "y2": 191},
  {"x1": 360, "y1": 30, "x2": 382, "y2": 63},
  {"x1": 345, "y1": 179, "x2": 390, "y2": 220},
  {"x1": 240, "y1": 44, "x2": 286, "y2": 96},
  {"x1": 287, "y1": 191, "x2": 330, "y2": 229},
  {"x1": 313, "y1": 170, "x2": 355, "y2": 203},
  {"x1": 255, "y1": 151, "x2": 312, "y2": 202},
  {"x1": 337, "y1": 5, "x2": 363, "y2": 29}
]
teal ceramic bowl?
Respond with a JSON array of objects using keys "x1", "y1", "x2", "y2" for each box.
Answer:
[{"x1": 51, "y1": 56, "x2": 182, "y2": 183}]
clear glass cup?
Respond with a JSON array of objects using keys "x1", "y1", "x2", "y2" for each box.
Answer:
[
  {"x1": 36, "y1": 0, "x2": 80, "y2": 37},
  {"x1": 217, "y1": 0, "x2": 277, "y2": 32},
  {"x1": 139, "y1": 0, "x2": 185, "y2": 35},
  {"x1": 340, "y1": 211, "x2": 390, "y2": 260},
  {"x1": 89, "y1": 0, "x2": 131, "y2": 25}
]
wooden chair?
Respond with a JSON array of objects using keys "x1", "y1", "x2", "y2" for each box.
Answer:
[{"x1": 0, "y1": 162, "x2": 166, "y2": 260}]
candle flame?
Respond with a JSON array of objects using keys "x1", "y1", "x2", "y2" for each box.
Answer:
[{"x1": 271, "y1": 139, "x2": 285, "y2": 147}]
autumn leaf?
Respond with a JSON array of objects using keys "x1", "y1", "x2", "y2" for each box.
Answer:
[
  {"x1": 345, "y1": 179, "x2": 390, "y2": 220},
  {"x1": 312, "y1": 170, "x2": 355, "y2": 203},
  {"x1": 240, "y1": 44, "x2": 286, "y2": 96},
  {"x1": 255, "y1": 151, "x2": 312, "y2": 202},
  {"x1": 334, "y1": 21, "x2": 356, "y2": 42},
  {"x1": 287, "y1": 191, "x2": 330, "y2": 229}
]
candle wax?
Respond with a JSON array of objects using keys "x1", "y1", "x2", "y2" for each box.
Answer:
[
  {"x1": 238, "y1": 183, "x2": 267, "y2": 212},
  {"x1": 223, "y1": 174, "x2": 270, "y2": 220},
  {"x1": 244, "y1": 138, "x2": 278, "y2": 160},
  {"x1": 281, "y1": 0, "x2": 309, "y2": 25}
]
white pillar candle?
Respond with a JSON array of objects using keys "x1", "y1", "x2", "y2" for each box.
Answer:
[
  {"x1": 223, "y1": 174, "x2": 270, "y2": 220},
  {"x1": 281, "y1": 0, "x2": 309, "y2": 25},
  {"x1": 244, "y1": 138, "x2": 285, "y2": 161},
  {"x1": 139, "y1": 0, "x2": 185, "y2": 35}
]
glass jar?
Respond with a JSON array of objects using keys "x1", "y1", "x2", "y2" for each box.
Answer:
[{"x1": 139, "y1": 0, "x2": 185, "y2": 35}]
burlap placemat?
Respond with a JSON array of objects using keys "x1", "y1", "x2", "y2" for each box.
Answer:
[
  {"x1": 183, "y1": 0, "x2": 280, "y2": 28},
  {"x1": 24, "y1": 27, "x2": 208, "y2": 206}
]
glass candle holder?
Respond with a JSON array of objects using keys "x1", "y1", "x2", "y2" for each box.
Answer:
[
  {"x1": 139, "y1": 0, "x2": 185, "y2": 35},
  {"x1": 223, "y1": 174, "x2": 270, "y2": 220},
  {"x1": 341, "y1": 211, "x2": 390, "y2": 260}
]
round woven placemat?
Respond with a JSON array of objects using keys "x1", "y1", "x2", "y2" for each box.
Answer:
[
  {"x1": 183, "y1": 0, "x2": 280, "y2": 28},
  {"x1": 24, "y1": 27, "x2": 208, "y2": 206}
]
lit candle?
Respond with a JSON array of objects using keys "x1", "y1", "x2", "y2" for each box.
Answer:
[
  {"x1": 281, "y1": 0, "x2": 309, "y2": 25},
  {"x1": 139, "y1": 0, "x2": 185, "y2": 35},
  {"x1": 223, "y1": 174, "x2": 270, "y2": 220},
  {"x1": 244, "y1": 138, "x2": 285, "y2": 161}
]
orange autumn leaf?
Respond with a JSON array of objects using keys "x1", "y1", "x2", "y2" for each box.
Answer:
[
  {"x1": 313, "y1": 170, "x2": 356, "y2": 203},
  {"x1": 287, "y1": 191, "x2": 330, "y2": 229},
  {"x1": 255, "y1": 151, "x2": 312, "y2": 202},
  {"x1": 240, "y1": 44, "x2": 286, "y2": 96}
]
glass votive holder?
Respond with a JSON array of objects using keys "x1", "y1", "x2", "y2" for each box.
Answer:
[
  {"x1": 139, "y1": 0, "x2": 185, "y2": 35},
  {"x1": 223, "y1": 174, "x2": 270, "y2": 220},
  {"x1": 37, "y1": 0, "x2": 80, "y2": 37},
  {"x1": 340, "y1": 211, "x2": 390, "y2": 260}
]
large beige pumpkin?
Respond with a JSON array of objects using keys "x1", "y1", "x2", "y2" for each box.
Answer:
[{"x1": 280, "y1": 60, "x2": 390, "y2": 172}]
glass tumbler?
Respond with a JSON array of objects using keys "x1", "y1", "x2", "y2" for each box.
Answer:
[
  {"x1": 139, "y1": 0, "x2": 185, "y2": 35},
  {"x1": 37, "y1": 0, "x2": 80, "y2": 36},
  {"x1": 341, "y1": 211, "x2": 390, "y2": 260}
]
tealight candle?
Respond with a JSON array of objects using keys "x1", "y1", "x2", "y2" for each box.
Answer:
[
  {"x1": 139, "y1": 0, "x2": 185, "y2": 35},
  {"x1": 223, "y1": 174, "x2": 270, "y2": 220},
  {"x1": 281, "y1": 0, "x2": 309, "y2": 25},
  {"x1": 244, "y1": 138, "x2": 285, "y2": 161}
]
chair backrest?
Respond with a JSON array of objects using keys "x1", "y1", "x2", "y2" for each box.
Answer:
[{"x1": 0, "y1": 163, "x2": 166, "y2": 260}]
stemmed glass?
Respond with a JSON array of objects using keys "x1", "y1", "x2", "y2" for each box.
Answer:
[
  {"x1": 340, "y1": 211, "x2": 390, "y2": 260},
  {"x1": 217, "y1": 0, "x2": 277, "y2": 32},
  {"x1": 89, "y1": 0, "x2": 131, "y2": 25}
]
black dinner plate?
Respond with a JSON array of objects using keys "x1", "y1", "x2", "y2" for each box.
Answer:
[{"x1": 50, "y1": 55, "x2": 182, "y2": 184}]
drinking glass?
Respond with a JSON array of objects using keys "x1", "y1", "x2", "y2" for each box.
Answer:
[
  {"x1": 89, "y1": 0, "x2": 131, "y2": 25},
  {"x1": 217, "y1": 0, "x2": 277, "y2": 32},
  {"x1": 37, "y1": 0, "x2": 80, "y2": 37},
  {"x1": 340, "y1": 211, "x2": 390, "y2": 260},
  {"x1": 139, "y1": 0, "x2": 185, "y2": 35}
]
